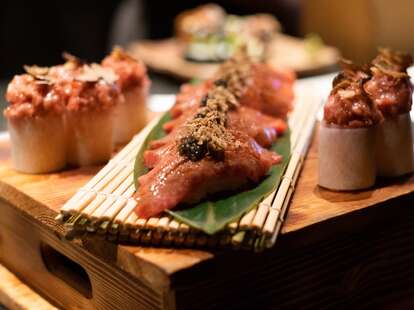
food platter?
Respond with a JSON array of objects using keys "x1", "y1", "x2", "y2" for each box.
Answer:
[
  {"x1": 1, "y1": 78, "x2": 414, "y2": 308},
  {"x1": 56, "y1": 87, "x2": 319, "y2": 251},
  {"x1": 1, "y1": 27, "x2": 414, "y2": 306},
  {"x1": 128, "y1": 34, "x2": 339, "y2": 81},
  {"x1": 55, "y1": 47, "x2": 321, "y2": 250}
]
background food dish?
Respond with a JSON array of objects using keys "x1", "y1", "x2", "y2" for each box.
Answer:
[{"x1": 128, "y1": 34, "x2": 340, "y2": 81}]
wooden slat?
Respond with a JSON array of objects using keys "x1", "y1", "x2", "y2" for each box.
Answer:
[
  {"x1": 57, "y1": 83, "x2": 319, "y2": 249},
  {"x1": 0, "y1": 264, "x2": 57, "y2": 310}
]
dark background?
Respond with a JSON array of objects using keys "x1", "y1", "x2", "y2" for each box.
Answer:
[
  {"x1": 0, "y1": 0, "x2": 300, "y2": 78},
  {"x1": 0, "y1": 0, "x2": 301, "y2": 131}
]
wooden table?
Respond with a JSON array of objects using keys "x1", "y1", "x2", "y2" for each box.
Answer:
[{"x1": 0, "y1": 127, "x2": 414, "y2": 309}]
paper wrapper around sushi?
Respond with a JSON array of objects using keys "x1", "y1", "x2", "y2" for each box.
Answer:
[
  {"x1": 113, "y1": 88, "x2": 147, "y2": 145},
  {"x1": 8, "y1": 114, "x2": 67, "y2": 174},
  {"x1": 66, "y1": 107, "x2": 115, "y2": 167},
  {"x1": 376, "y1": 112, "x2": 414, "y2": 177},
  {"x1": 318, "y1": 123, "x2": 376, "y2": 191}
]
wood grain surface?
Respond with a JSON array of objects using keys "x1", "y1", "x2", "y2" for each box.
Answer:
[
  {"x1": 0, "y1": 123, "x2": 413, "y2": 278},
  {"x1": 284, "y1": 126, "x2": 414, "y2": 234},
  {"x1": 0, "y1": 264, "x2": 56, "y2": 310},
  {"x1": 1, "y1": 122, "x2": 414, "y2": 309}
]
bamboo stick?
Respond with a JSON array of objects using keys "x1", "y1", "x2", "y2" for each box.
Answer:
[
  {"x1": 263, "y1": 98, "x2": 320, "y2": 243},
  {"x1": 157, "y1": 217, "x2": 171, "y2": 231},
  {"x1": 146, "y1": 217, "x2": 160, "y2": 230},
  {"x1": 251, "y1": 195, "x2": 272, "y2": 231},
  {"x1": 60, "y1": 126, "x2": 150, "y2": 214},
  {"x1": 134, "y1": 218, "x2": 147, "y2": 230},
  {"x1": 112, "y1": 174, "x2": 134, "y2": 196},
  {"x1": 80, "y1": 193, "x2": 106, "y2": 217},
  {"x1": 168, "y1": 220, "x2": 180, "y2": 232},
  {"x1": 122, "y1": 184, "x2": 136, "y2": 198},
  {"x1": 221, "y1": 101, "x2": 308, "y2": 234},
  {"x1": 101, "y1": 166, "x2": 133, "y2": 194},
  {"x1": 125, "y1": 212, "x2": 138, "y2": 228},
  {"x1": 58, "y1": 87, "x2": 320, "y2": 250},
  {"x1": 60, "y1": 115, "x2": 161, "y2": 214},
  {"x1": 89, "y1": 196, "x2": 117, "y2": 221},
  {"x1": 238, "y1": 208, "x2": 257, "y2": 230},
  {"x1": 108, "y1": 222, "x2": 120, "y2": 234},
  {"x1": 62, "y1": 190, "x2": 97, "y2": 215},
  {"x1": 102, "y1": 197, "x2": 127, "y2": 221},
  {"x1": 76, "y1": 217, "x2": 91, "y2": 231},
  {"x1": 231, "y1": 231, "x2": 245, "y2": 248},
  {"x1": 92, "y1": 165, "x2": 126, "y2": 193},
  {"x1": 60, "y1": 189, "x2": 89, "y2": 215},
  {"x1": 227, "y1": 221, "x2": 239, "y2": 234},
  {"x1": 178, "y1": 223, "x2": 190, "y2": 233},
  {"x1": 241, "y1": 232, "x2": 256, "y2": 250},
  {"x1": 114, "y1": 199, "x2": 137, "y2": 224},
  {"x1": 290, "y1": 103, "x2": 311, "y2": 147},
  {"x1": 234, "y1": 92, "x2": 317, "y2": 232}
]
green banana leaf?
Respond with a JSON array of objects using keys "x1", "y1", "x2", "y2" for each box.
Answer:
[
  {"x1": 134, "y1": 111, "x2": 291, "y2": 235},
  {"x1": 133, "y1": 112, "x2": 172, "y2": 189}
]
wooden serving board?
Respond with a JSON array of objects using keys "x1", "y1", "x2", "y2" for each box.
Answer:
[
  {"x1": 128, "y1": 34, "x2": 339, "y2": 81},
  {"x1": 0, "y1": 264, "x2": 56, "y2": 310},
  {"x1": 1, "y1": 126, "x2": 414, "y2": 309}
]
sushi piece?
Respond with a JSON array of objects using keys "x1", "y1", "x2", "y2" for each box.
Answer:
[
  {"x1": 175, "y1": 3, "x2": 226, "y2": 42},
  {"x1": 134, "y1": 60, "x2": 288, "y2": 218},
  {"x1": 136, "y1": 130, "x2": 281, "y2": 218},
  {"x1": 241, "y1": 14, "x2": 280, "y2": 42},
  {"x1": 144, "y1": 106, "x2": 286, "y2": 169},
  {"x1": 63, "y1": 63, "x2": 121, "y2": 166},
  {"x1": 170, "y1": 81, "x2": 212, "y2": 118},
  {"x1": 364, "y1": 49, "x2": 414, "y2": 177},
  {"x1": 375, "y1": 113, "x2": 413, "y2": 177},
  {"x1": 4, "y1": 71, "x2": 66, "y2": 173},
  {"x1": 319, "y1": 62, "x2": 382, "y2": 191},
  {"x1": 102, "y1": 48, "x2": 150, "y2": 144},
  {"x1": 174, "y1": 4, "x2": 281, "y2": 62},
  {"x1": 170, "y1": 52, "x2": 295, "y2": 119}
]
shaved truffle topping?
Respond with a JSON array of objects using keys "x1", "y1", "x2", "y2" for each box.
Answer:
[
  {"x1": 101, "y1": 47, "x2": 149, "y2": 91},
  {"x1": 364, "y1": 48, "x2": 413, "y2": 117},
  {"x1": 178, "y1": 84, "x2": 238, "y2": 161},
  {"x1": 214, "y1": 51, "x2": 252, "y2": 98},
  {"x1": 178, "y1": 54, "x2": 252, "y2": 161},
  {"x1": 324, "y1": 60, "x2": 382, "y2": 128},
  {"x1": 4, "y1": 74, "x2": 65, "y2": 119},
  {"x1": 4, "y1": 54, "x2": 122, "y2": 119}
]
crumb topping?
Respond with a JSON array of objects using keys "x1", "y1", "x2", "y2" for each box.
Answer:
[
  {"x1": 4, "y1": 54, "x2": 121, "y2": 119},
  {"x1": 324, "y1": 60, "x2": 383, "y2": 128},
  {"x1": 101, "y1": 47, "x2": 148, "y2": 91},
  {"x1": 371, "y1": 48, "x2": 412, "y2": 78},
  {"x1": 364, "y1": 49, "x2": 413, "y2": 117},
  {"x1": 215, "y1": 51, "x2": 252, "y2": 98},
  {"x1": 178, "y1": 52, "x2": 253, "y2": 161}
]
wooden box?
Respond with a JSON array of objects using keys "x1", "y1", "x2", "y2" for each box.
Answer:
[{"x1": 1, "y1": 130, "x2": 414, "y2": 309}]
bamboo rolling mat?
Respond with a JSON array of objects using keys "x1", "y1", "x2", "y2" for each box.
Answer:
[{"x1": 57, "y1": 90, "x2": 321, "y2": 251}]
